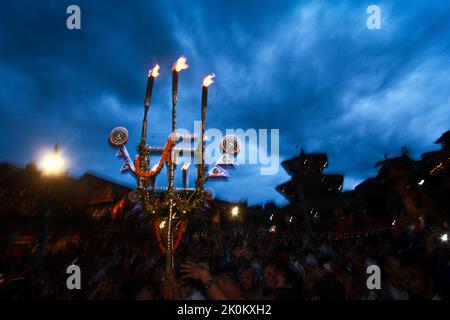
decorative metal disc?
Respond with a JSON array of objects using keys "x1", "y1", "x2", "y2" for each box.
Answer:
[
  {"x1": 128, "y1": 190, "x2": 139, "y2": 203},
  {"x1": 221, "y1": 135, "x2": 240, "y2": 155},
  {"x1": 109, "y1": 127, "x2": 129, "y2": 147}
]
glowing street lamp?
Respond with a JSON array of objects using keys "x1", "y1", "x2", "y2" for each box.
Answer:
[
  {"x1": 231, "y1": 206, "x2": 239, "y2": 217},
  {"x1": 40, "y1": 145, "x2": 65, "y2": 176}
]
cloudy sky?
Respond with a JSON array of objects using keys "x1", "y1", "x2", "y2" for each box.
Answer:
[{"x1": 0, "y1": 1, "x2": 449, "y2": 206}]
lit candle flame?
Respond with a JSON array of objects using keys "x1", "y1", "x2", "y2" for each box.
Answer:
[
  {"x1": 149, "y1": 64, "x2": 160, "y2": 78},
  {"x1": 202, "y1": 73, "x2": 216, "y2": 87},
  {"x1": 173, "y1": 56, "x2": 189, "y2": 72}
]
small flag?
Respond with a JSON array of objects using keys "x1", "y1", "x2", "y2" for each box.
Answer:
[
  {"x1": 120, "y1": 162, "x2": 131, "y2": 173},
  {"x1": 207, "y1": 164, "x2": 230, "y2": 178},
  {"x1": 111, "y1": 197, "x2": 126, "y2": 220},
  {"x1": 115, "y1": 149, "x2": 126, "y2": 159},
  {"x1": 216, "y1": 153, "x2": 236, "y2": 167}
]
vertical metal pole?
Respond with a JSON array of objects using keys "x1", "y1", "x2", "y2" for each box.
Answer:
[
  {"x1": 167, "y1": 159, "x2": 174, "y2": 272},
  {"x1": 196, "y1": 86, "x2": 207, "y2": 191},
  {"x1": 138, "y1": 75, "x2": 154, "y2": 209},
  {"x1": 166, "y1": 70, "x2": 178, "y2": 272}
]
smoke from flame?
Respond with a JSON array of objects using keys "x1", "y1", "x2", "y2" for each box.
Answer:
[
  {"x1": 149, "y1": 64, "x2": 160, "y2": 78},
  {"x1": 173, "y1": 56, "x2": 189, "y2": 72},
  {"x1": 203, "y1": 73, "x2": 216, "y2": 87}
]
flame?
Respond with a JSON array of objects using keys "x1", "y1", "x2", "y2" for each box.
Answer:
[
  {"x1": 173, "y1": 56, "x2": 189, "y2": 72},
  {"x1": 149, "y1": 64, "x2": 160, "y2": 78},
  {"x1": 203, "y1": 73, "x2": 216, "y2": 87},
  {"x1": 181, "y1": 162, "x2": 191, "y2": 171}
]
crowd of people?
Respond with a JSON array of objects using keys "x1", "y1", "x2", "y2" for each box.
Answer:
[{"x1": 1, "y1": 217, "x2": 449, "y2": 300}]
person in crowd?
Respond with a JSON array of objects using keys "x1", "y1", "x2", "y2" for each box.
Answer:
[
  {"x1": 314, "y1": 276, "x2": 346, "y2": 300},
  {"x1": 404, "y1": 263, "x2": 442, "y2": 300},
  {"x1": 238, "y1": 266, "x2": 264, "y2": 300},
  {"x1": 179, "y1": 262, "x2": 244, "y2": 300},
  {"x1": 375, "y1": 255, "x2": 409, "y2": 300},
  {"x1": 263, "y1": 262, "x2": 304, "y2": 300}
]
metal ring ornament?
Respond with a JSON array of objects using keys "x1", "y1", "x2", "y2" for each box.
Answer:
[
  {"x1": 109, "y1": 127, "x2": 129, "y2": 147},
  {"x1": 221, "y1": 134, "x2": 240, "y2": 155}
]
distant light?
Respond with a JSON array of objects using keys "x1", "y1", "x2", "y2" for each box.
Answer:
[
  {"x1": 441, "y1": 233, "x2": 448, "y2": 243},
  {"x1": 289, "y1": 216, "x2": 293, "y2": 223},
  {"x1": 269, "y1": 225, "x2": 276, "y2": 233},
  {"x1": 269, "y1": 214, "x2": 273, "y2": 221},
  {"x1": 392, "y1": 220, "x2": 396, "y2": 226},
  {"x1": 231, "y1": 206, "x2": 239, "y2": 217},
  {"x1": 159, "y1": 220, "x2": 166, "y2": 229},
  {"x1": 418, "y1": 179, "x2": 425, "y2": 186},
  {"x1": 40, "y1": 148, "x2": 65, "y2": 175}
]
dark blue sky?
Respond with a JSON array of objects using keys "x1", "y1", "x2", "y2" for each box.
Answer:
[{"x1": 1, "y1": 1, "x2": 449, "y2": 206}]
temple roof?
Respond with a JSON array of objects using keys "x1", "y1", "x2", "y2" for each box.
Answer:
[
  {"x1": 281, "y1": 152, "x2": 328, "y2": 175},
  {"x1": 435, "y1": 130, "x2": 450, "y2": 146}
]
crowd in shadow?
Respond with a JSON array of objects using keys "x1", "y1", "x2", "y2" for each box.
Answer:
[{"x1": 1, "y1": 220, "x2": 449, "y2": 300}]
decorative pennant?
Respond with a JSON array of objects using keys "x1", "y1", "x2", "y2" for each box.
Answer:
[
  {"x1": 113, "y1": 143, "x2": 135, "y2": 173},
  {"x1": 207, "y1": 164, "x2": 230, "y2": 178},
  {"x1": 120, "y1": 162, "x2": 131, "y2": 173},
  {"x1": 111, "y1": 196, "x2": 126, "y2": 220},
  {"x1": 115, "y1": 149, "x2": 126, "y2": 159},
  {"x1": 216, "y1": 153, "x2": 236, "y2": 167}
]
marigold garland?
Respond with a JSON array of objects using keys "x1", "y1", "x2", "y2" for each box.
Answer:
[
  {"x1": 152, "y1": 217, "x2": 186, "y2": 254},
  {"x1": 134, "y1": 138, "x2": 175, "y2": 178}
]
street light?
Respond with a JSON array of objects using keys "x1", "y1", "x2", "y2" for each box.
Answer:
[
  {"x1": 35, "y1": 144, "x2": 65, "y2": 270},
  {"x1": 40, "y1": 145, "x2": 65, "y2": 176},
  {"x1": 231, "y1": 206, "x2": 239, "y2": 217}
]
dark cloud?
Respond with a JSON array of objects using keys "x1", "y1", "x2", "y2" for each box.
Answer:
[{"x1": 1, "y1": 1, "x2": 449, "y2": 205}]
